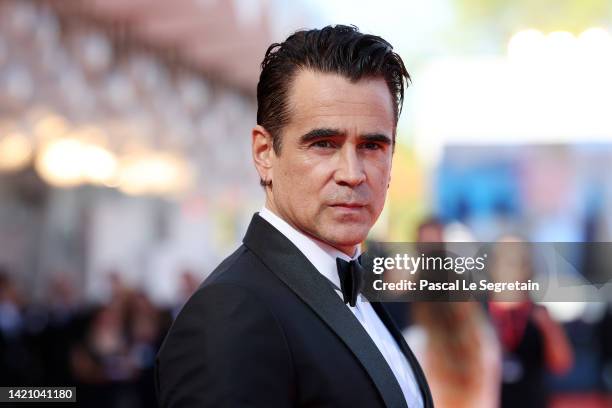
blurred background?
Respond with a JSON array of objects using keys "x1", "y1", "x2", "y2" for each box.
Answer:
[{"x1": 0, "y1": 0, "x2": 611, "y2": 406}]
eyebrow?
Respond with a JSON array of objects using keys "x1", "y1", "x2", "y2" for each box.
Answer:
[{"x1": 299, "y1": 128, "x2": 393, "y2": 145}]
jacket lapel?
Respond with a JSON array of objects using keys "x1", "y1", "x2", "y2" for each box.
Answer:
[
  {"x1": 243, "y1": 214, "x2": 408, "y2": 408},
  {"x1": 371, "y1": 302, "x2": 435, "y2": 408}
]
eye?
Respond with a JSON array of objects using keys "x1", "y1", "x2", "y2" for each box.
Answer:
[
  {"x1": 361, "y1": 142, "x2": 382, "y2": 150},
  {"x1": 311, "y1": 140, "x2": 335, "y2": 149}
]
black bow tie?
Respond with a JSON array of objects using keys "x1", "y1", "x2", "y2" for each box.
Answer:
[{"x1": 336, "y1": 257, "x2": 365, "y2": 307}]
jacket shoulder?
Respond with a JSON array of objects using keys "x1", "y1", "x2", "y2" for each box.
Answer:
[
  {"x1": 200, "y1": 244, "x2": 283, "y2": 292},
  {"x1": 156, "y1": 265, "x2": 295, "y2": 406}
]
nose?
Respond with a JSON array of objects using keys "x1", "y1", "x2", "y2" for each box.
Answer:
[{"x1": 334, "y1": 144, "x2": 366, "y2": 187}]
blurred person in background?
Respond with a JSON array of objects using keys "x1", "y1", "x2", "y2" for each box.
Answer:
[
  {"x1": 0, "y1": 268, "x2": 24, "y2": 338},
  {"x1": 156, "y1": 25, "x2": 433, "y2": 408},
  {"x1": 404, "y1": 302, "x2": 501, "y2": 407},
  {"x1": 0, "y1": 267, "x2": 31, "y2": 385},
  {"x1": 70, "y1": 273, "x2": 169, "y2": 407},
  {"x1": 2, "y1": 268, "x2": 85, "y2": 387},
  {"x1": 70, "y1": 300, "x2": 134, "y2": 407},
  {"x1": 403, "y1": 218, "x2": 502, "y2": 407},
  {"x1": 36, "y1": 272, "x2": 81, "y2": 386},
  {"x1": 487, "y1": 234, "x2": 574, "y2": 408},
  {"x1": 0, "y1": 266, "x2": 52, "y2": 386},
  {"x1": 126, "y1": 291, "x2": 169, "y2": 408},
  {"x1": 383, "y1": 216, "x2": 448, "y2": 330},
  {"x1": 600, "y1": 304, "x2": 612, "y2": 395},
  {"x1": 416, "y1": 216, "x2": 445, "y2": 245}
]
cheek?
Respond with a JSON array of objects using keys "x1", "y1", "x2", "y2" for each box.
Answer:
[
  {"x1": 288, "y1": 157, "x2": 332, "y2": 189},
  {"x1": 277, "y1": 160, "x2": 327, "y2": 207},
  {"x1": 368, "y1": 162, "x2": 392, "y2": 207},
  {"x1": 368, "y1": 159, "x2": 392, "y2": 186}
]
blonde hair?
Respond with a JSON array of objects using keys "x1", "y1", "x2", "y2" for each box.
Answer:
[{"x1": 412, "y1": 302, "x2": 485, "y2": 403}]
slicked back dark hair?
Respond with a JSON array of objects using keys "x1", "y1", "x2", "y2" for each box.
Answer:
[{"x1": 257, "y1": 25, "x2": 411, "y2": 154}]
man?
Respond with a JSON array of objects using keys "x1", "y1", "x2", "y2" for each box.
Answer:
[{"x1": 156, "y1": 25, "x2": 433, "y2": 408}]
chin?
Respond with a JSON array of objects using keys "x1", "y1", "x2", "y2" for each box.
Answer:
[{"x1": 324, "y1": 226, "x2": 368, "y2": 248}]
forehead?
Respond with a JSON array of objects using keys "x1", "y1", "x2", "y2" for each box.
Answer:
[{"x1": 285, "y1": 70, "x2": 396, "y2": 133}]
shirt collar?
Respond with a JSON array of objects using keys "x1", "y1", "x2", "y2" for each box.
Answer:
[{"x1": 258, "y1": 206, "x2": 361, "y2": 289}]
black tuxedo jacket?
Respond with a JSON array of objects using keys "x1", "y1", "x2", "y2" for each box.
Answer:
[{"x1": 156, "y1": 214, "x2": 433, "y2": 407}]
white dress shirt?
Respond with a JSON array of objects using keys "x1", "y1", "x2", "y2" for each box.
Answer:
[{"x1": 259, "y1": 207, "x2": 423, "y2": 408}]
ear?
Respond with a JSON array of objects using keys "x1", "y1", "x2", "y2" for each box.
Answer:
[{"x1": 252, "y1": 125, "x2": 275, "y2": 185}]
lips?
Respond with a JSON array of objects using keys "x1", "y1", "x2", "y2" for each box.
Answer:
[{"x1": 330, "y1": 203, "x2": 366, "y2": 209}]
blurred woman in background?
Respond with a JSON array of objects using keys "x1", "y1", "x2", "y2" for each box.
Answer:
[
  {"x1": 404, "y1": 301, "x2": 501, "y2": 407},
  {"x1": 403, "y1": 217, "x2": 502, "y2": 407}
]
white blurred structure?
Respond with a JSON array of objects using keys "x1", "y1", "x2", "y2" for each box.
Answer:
[{"x1": 413, "y1": 27, "x2": 612, "y2": 166}]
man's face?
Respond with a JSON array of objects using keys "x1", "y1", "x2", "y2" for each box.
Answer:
[{"x1": 260, "y1": 70, "x2": 395, "y2": 255}]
